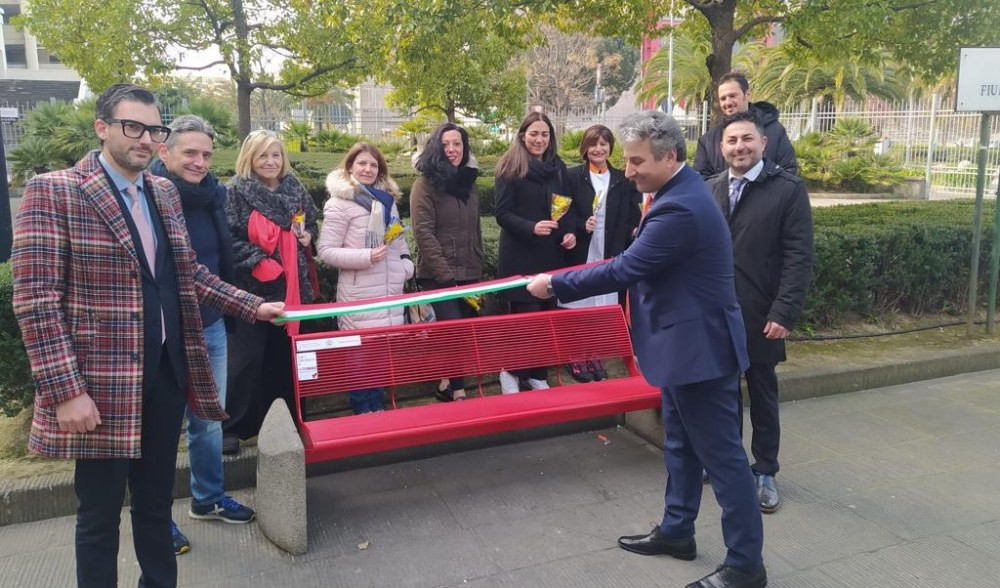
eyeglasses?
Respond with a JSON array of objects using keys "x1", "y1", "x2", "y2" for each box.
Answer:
[{"x1": 103, "y1": 118, "x2": 172, "y2": 143}]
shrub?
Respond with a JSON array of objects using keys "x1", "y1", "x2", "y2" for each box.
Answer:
[
  {"x1": 313, "y1": 128, "x2": 364, "y2": 153},
  {"x1": 0, "y1": 264, "x2": 34, "y2": 418},
  {"x1": 795, "y1": 119, "x2": 907, "y2": 193},
  {"x1": 8, "y1": 100, "x2": 98, "y2": 185}
]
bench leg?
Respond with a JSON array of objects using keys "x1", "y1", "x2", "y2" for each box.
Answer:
[{"x1": 256, "y1": 399, "x2": 308, "y2": 555}]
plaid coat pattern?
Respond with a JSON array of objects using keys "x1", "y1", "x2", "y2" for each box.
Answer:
[{"x1": 12, "y1": 151, "x2": 263, "y2": 460}]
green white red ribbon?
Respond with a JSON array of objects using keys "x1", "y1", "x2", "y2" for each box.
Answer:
[{"x1": 275, "y1": 276, "x2": 531, "y2": 324}]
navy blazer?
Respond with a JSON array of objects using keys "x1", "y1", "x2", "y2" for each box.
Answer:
[{"x1": 552, "y1": 164, "x2": 749, "y2": 388}]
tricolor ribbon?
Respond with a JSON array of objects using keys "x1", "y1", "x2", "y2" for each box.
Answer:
[{"x1": 275, "y1": 276, "x2": 531, "y2": 324}]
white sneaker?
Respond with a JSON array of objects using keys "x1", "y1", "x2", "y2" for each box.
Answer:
[
  {"x1": 499, "y1": 371, "x2": 520, "y2": 394},
  {"x1": 527, "y1": 378, "x2": 550, "y2": 390}
]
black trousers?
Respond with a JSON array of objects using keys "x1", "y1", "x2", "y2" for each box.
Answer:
[
  {"x1": 508, "y1": 298, "x2": 558, "y2": 380},
  {"x1": 223, "y1": 320, "x2": 293, "y2": 440},
  {"x1": 743, "y1": 362, "x2": 780, "y2": 476},
  {"x1": 75, "y1": 347, "x2": 185, "y2": 588},
  {"x1": 419, "y1": 279, "x2": 478, "y2": 389}
]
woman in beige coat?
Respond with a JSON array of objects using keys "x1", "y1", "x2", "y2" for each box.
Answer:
[{"x1": 317, "y1": 143, "x2": 414, "y2": 413}]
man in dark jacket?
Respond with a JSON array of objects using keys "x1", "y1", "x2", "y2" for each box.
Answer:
[
  {"x1": 712, "y1": 111, "x2": 814, "y2": 514},
  {"x1": 153, "y1": 115, "x2": 255, "y2": 556},
  {"x1": 695, "y1": 71, "x2": 798, "y2": 178}
]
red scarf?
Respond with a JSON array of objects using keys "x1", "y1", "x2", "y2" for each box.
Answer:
[{"x1": 248, "y1": 210, "x2": 309, "y2": 335}]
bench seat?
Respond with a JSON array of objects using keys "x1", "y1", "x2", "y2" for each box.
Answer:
[{"x1": 301, "y1": 377, "x2": 659, "y2": 462}]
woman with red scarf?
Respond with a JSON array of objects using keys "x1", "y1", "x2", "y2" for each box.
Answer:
[{"x1": 223, "y1": 130, "x2": 318, "y2": 450}]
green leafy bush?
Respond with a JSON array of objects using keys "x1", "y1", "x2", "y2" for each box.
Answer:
[
  {"x1": 0, "y1": 264, "x2": 35, "y2": 417},
  {"x1": 8, "y1": 100, "x2": 98, "y2": 185},
  {"x1": 313, "y1": 128, "x2": 364, "y2": 153},
  {"x1": 795, "y1": 119, "x2": 908, "y2": 193}
]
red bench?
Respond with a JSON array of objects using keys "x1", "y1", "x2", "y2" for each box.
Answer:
[{"x1": 290, "y1": 305, "x2": 660, "y2": 464}]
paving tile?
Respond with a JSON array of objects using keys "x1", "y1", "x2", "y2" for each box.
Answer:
[
  {"x1": 865, "y1": 397, "x2": 1000, "y2": 437},
  {"x1": 783, "y1": 410, "x2": 930, "y2": 455},
  {"x1": 755, "y1": 500, "x2": 902, "y2": 569},
  {"x1": 818, "y1": 535, "x2": 1000, "y2": 587},
  {"x1": 951, "y1": 520, "x2": 1000, "y2": 559},
  {"x1": 767, "y1": 568, "x2": 852, "y2": 588},
  {"x1": 833, "y1": 482, "x2": 996, "y2": 540},
  {"x1": 917, "y1": 464, "x2": 1000, "y2": 517}
]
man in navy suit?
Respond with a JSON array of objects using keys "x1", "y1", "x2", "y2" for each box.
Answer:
[{"x1": 527, "y1": 111, "x2": 766, "y2": 588}]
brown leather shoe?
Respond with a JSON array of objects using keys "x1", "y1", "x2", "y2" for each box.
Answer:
[{"x1": 617, "y1": 526, "x2": 696, "y2": 560}]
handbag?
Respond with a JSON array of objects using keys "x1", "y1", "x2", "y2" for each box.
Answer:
[{"x1": 404, "y1": 278, "x2": 436, "y2": 324}]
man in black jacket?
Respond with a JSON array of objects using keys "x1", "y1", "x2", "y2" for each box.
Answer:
[
  {"x1": 711, "y1": 111, "x2": 814, "y2": 513},
  {"x1": 153, "y1": 115, "x2": 256, "y2": 556},
  {"x1": 695, "y1": 72, "x2": 798, "y2": 178}
]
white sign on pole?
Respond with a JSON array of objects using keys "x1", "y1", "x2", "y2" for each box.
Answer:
[
  {"x1": 956, "y1": 47, "x2": 1000, "y2": 112},
  {"x1": 0, "y1": 107, "x2": 18, "y2": 121}
]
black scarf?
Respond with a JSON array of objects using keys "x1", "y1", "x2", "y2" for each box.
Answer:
[
  {"x1": 526, "y1": 156, "x2": 562, "y2": 182},
  {"x1": 442, "y1": 166, "x2": 479, "y2": 202},
  {"x1": 231, "y1": 173, "x2": 312, "y2": 229},
  {"x1": 150, "y1": 159, "x2": 220, "y2": 210}
]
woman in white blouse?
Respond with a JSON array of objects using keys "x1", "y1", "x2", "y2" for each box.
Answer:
[{"x1": 563, "y1": 124, "x2": 642, "y2": 382}]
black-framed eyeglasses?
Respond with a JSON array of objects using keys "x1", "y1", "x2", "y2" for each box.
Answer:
[{"x1": 103, "y1": 118, "x2": 172, "y2": 143}]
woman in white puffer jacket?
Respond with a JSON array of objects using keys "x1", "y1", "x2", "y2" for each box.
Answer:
[{"x1": 317, "y1": 142, "x2": 414, "y2": 413}]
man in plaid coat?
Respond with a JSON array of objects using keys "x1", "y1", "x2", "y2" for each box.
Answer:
[{"x1": 11, "y1": 84, "x2": 285, "y2": 588}]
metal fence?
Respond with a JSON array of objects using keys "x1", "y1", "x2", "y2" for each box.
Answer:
[
  {"x1": 779, "y1": 95, "x2": 1000, "y2": 197},
  {"x1": 5, "y1": 94, "x2": 1000, "y2": 197}
]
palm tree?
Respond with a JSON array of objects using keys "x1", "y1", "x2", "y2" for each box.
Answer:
[
  {"x1": 751, "y1": 45, "x2": 909, "y2": 115},
  {"x1": 637, "y1": 30, "x2": 760, "y2": 112},
  {"x1": 282, "y1": 121, "x2": 313, "y2": 153}
]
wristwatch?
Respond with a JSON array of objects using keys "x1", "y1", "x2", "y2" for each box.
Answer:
[{"x1": 546, "y1": 280, "x2": 554, "y2": 297}]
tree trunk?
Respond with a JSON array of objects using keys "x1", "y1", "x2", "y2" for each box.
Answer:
[
  {"x1": 237, "y1": 80, "x2": 253, "y2": 141},
  {"x1": 700, "y1": 1, "x2": 737, "y2": 126}
]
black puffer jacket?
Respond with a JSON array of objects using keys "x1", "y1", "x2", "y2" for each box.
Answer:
[{"x1": 694, "y1": 102, "x2": 798, "y2": 179}]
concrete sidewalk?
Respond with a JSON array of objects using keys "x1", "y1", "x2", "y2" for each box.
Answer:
[{"x1": 3, "y1": 368, "x2": 1000, "y2": 587}]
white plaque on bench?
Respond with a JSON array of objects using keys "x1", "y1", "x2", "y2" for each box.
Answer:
[
  {"x1": 296, "y1": 335, "x2": 362, "y2": 352},
  {"x1": 296, "y1": 352, "x2": 319, "y2": 381}
]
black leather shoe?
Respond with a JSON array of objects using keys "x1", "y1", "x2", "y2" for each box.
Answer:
[
  {"x1": 685, "y1": 565, "x2": 767, "y2": 588},
  {"x1": 757, "y1": 474, "x2": 780, "y2": 513},
  {"x1": 617, "y1": 526, "x2": 696, "y2": 560}
]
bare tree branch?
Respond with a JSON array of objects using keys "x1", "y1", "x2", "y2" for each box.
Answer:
[
  {"x1": 173, "y1": 60, "x2": 227, "y2": 71},
  {"x1": 251, "y1": 58, "x2": 357, "y2": 92}
]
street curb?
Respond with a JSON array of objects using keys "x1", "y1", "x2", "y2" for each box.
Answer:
[
  {"x1": 3, "y1": 343, "x2": 1000, "y2": 527},
  {"x1": 0, "y1": 447, "x2": 260, "y2": 528}
]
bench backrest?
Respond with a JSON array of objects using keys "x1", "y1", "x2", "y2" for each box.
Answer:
[{"x1": 290, "y1": 305, "x2": 638, "y2": 421}]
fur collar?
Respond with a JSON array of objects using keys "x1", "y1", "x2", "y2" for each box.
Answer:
[{"x1": 325, "y1": 168, "x2": 401, "y2": 202}]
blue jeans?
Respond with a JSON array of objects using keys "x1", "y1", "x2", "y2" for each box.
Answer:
[
  {"x1": 186, "y1": 320, "x2": 227, "y2": 508},
  {"x1": 349, "y1": 388, "x2": 384, "y2": 414}
]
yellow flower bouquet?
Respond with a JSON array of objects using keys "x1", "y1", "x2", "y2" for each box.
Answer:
[
  {"x1": 384, "y1": 221, "x2": 405, "y2": 244},
  {"x1": 551, "y1": 194, "x2": 572, "y2": 221}
]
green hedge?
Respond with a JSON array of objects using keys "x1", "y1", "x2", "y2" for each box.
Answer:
[
  {"x1": 0, "y1": 264, "x2": 34, "y2": 417},
  {"x1": 803, "y1": 201, "x2": 995, "y2": 326},
  {"x1": 2, "y1": 200, "x2": 997, "y2": 416}
]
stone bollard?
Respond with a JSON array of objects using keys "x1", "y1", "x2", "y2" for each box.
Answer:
[{"x1": 256, "y1": 399, "x2": 307, "y2": 555}]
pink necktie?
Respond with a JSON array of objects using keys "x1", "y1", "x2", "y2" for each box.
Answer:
[{"x1": 125, "y1": 184, "x2": 166, "y2": 343}]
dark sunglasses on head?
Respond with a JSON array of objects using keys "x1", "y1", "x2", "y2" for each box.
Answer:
[{"x1": 103, "y1": 118, "x2": 172, "y2": 143}]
